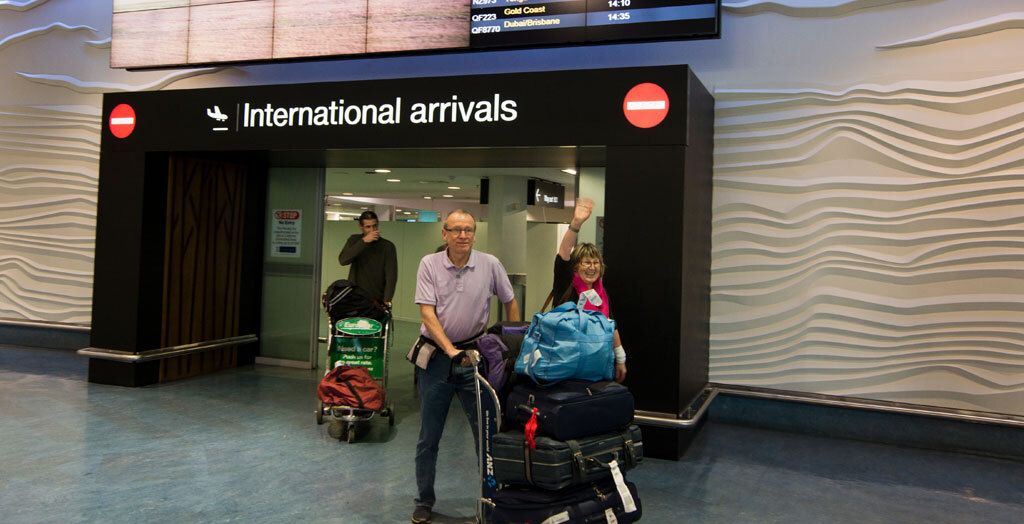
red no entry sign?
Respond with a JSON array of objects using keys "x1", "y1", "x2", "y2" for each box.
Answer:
[
  {"x1": 623, "y1": 83, "x2": 669, "y2": 129},
  {"x1": 109, "y1": 103, "x2": 136, "y2": 138}
]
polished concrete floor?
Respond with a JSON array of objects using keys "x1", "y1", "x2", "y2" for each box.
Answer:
[{"x1": 2, "y1": 322, "x2": 1023, "y2": 523}]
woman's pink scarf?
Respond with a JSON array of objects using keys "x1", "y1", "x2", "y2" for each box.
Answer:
[{"x1": 572, "y1": 273, "x2": 610, "y2": 318}]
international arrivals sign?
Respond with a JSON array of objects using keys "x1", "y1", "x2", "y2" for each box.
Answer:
[
  {"x1": 100, "y1": 66, "x2": 695, "y2": 152},
  {"x1": 240, "y1": 94, "x2": 519, "y2": 129}
]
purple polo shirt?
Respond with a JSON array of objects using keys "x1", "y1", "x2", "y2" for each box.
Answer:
[{"x1": 415, "y1": 249, "x2": 515, "y2": 342}]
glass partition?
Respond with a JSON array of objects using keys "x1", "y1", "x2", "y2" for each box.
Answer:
[{"x1": 259, "y1": 167, "x2": 324, "y2": 365}]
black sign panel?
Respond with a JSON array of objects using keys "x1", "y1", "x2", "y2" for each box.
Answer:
[
  {"x1": 101, "y1": 66, "x2": 691, "y2": 153},
  {"x1": 527, "y1": 179, "x2": 566, "y2": 208}
]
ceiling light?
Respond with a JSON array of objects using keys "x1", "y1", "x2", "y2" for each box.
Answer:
[
  {"x1": 396, "y1": 208, "x2": 403, "y2": 212},
  {"x1": 423, "y1": 196, "x2": 432, "y2": 200},
  {"x1": 342, "y1": 192, "x2": 353, "y2": 196},
  {"x1": 561, "y1": 168, "x2": 577, "y2": 175},
  {"x1": 447, "y1": 186, "x2": 461, "y2": 190},
  {"x1": 442, "y1": 194, "x2": 454, "y2": 198},
  {"x1": 386, "y1": 178, "x2": 401, "y2": 182},
  {"x1": 403, "y1": 211, "x2": 412, "y2": 215},
  {"x1": 374, "y1": 169, "x2": 391, "y2": 173}
]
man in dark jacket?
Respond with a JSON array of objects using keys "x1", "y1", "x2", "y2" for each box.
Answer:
[{"x1": 338, "y1": 211, "x2": 397, "y2": 305}]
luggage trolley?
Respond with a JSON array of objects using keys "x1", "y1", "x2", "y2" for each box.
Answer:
[
  {"x1": 468, "y1": 350, "x2": 503, "y2": 523},
  {"x1": 465, "y1": 321, "x2": 531, "y2": 523},
  {"x1": 316, "y1": 313, "x2": 395, "y2": 443},
  {"x1": 465, "y1": 325, "x2": 644, "y2": 524}
]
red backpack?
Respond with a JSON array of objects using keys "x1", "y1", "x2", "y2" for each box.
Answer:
[{"x1": 317, "y1": 366, "x2": 385, "y2": 411}]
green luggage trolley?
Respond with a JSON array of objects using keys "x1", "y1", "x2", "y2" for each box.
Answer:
[{"x1": 316, "y1": 314, "x2": 395, "y2": 442}]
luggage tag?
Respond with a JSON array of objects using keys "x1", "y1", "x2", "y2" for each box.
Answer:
[
  {"x1": 604, "y1": 508, "x2": 618, "y2": 524},
  {"x1": 540, "y1": 512, "x2": 570, "y2": 524},
  {"x1": 607, "y1": 460, "x2": 637, "y2": 514},
  {"x1": 578, "y1": 288, "x2": 602, "y2": 308}
]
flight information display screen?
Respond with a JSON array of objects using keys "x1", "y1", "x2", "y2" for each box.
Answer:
[
  {"x1": 470, "y1": 0, "x2": 719, "y2": 47},
  {"x1": 110, "y1": 0, "x2": 719, "y2": 69}
]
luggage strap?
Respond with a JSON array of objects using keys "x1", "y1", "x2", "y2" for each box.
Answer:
[
  {"x1": 327, "y1": 286, "x2": 353, "y2": 308},
  {"x1": 341, "y1": 380, "x2": 365, "y2": 409},
  {"x1": 566, "y1": 439, "x2": 586, "y2": 485},
  {"x1": 522, "y1": 441, "x2": 534, "y2": 485},
  {"x1": 621, "y1": 429, "x2": 637, "y2": 467},
  {"x1": 407, "y1": 331, "x2": 484, "y2": 372},
  {"x1": 420, "y1": 332, "x2": 485, "y2": 351}
]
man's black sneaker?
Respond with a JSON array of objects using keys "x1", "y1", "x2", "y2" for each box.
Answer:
[{"x1": 411, "y1": 505, "x2": 432, "y2": 523}]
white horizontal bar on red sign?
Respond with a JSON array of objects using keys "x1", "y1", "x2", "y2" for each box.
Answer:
[{"x1": 626, "y1": 100, "x2": 666, "y2": 110}]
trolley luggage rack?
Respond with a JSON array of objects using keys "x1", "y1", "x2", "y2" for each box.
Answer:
[{"x1": 316, "y1": 314, "x2": 395, "y2": 443}]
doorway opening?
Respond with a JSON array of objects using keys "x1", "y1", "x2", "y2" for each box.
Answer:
[{"x1": 306, "y1": 147, "x2": 608, "y2": 372}]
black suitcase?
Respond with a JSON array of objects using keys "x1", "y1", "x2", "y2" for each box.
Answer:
[
  {"x1": 506, "y1": 379, "x2": 634, "y2": 440},
  {"x1": 488, "y1": 477, "x2": 642, "y2": 524},
  {"x1": 492, "y1": 425, "x2": 643, "y2": 490}
]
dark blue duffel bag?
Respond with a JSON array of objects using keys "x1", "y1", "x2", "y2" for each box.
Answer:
[{"x1": 506, "y1": 379, "x2": 634, "y2": 440}]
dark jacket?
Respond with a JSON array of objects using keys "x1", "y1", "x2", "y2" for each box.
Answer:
[{"x1": 338, "y1": 233, "x2": 397, "y2": 302}]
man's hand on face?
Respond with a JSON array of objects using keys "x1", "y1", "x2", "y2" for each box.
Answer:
[
  {"x1": 573, "y1": 197, "x2": 594, "y2": 225},
  {"x1": 362, "y1": 230, "x2": 380, "y2": 243}
]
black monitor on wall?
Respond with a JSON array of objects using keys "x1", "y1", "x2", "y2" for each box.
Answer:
[{"x1": 111, "y1": 0, "x2": 721, "y2": 69}]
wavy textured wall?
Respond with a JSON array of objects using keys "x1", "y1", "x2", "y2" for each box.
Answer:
[
  {"x1": 0, "y1": 3, "x2": 220, "y2": 325},
  {"x1": 0, "y1": 102, "x2": 98, "y2": 324},
  {"x1": 711, "y1": 0, "x2": 1024, "y2": 414}
]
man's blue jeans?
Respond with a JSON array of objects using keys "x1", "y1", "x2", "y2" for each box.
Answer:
[{"x1": 414, "y1": 353, "x2": 479, "y2": 509}]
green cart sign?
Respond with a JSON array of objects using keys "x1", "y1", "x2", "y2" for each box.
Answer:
[
  {"x1": 329, "y1": 322, "x2": 385, "y2": 379},
  {"x1": 334, "y1": 317, "x2": 383, "y2": 336}
]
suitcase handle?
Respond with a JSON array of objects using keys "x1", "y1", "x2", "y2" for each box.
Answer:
[
  {"x1": 566, "y1": 441, "x2": 627, "y2": 483},
  {"x1": 583, "y1": 452, "x2": 620, "y2": 471}
]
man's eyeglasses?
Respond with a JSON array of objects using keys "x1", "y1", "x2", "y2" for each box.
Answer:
[{"x1": 444, "y1": 227, "x2": 476, "y2": 236}]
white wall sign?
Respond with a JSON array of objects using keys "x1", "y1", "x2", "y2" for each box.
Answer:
[{"x1": 271, "y1": 209, "x2": 302, "y2": 257}]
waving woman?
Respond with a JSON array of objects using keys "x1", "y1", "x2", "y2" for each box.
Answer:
[{"x1": 550, "y1": 197, "x2": 627, "y2": 383}]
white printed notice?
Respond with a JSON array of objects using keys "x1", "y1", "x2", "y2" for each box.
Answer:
[{"x1": 271, "y1": 209, "x2": 302, "y2": 258}]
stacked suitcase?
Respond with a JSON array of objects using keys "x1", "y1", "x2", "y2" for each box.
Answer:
[{"x1": 484, "y1": 376, "x2": 644, "y2": 523}]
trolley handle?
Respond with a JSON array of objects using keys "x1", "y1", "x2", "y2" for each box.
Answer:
[
  {"x1": 514, "y1": 404, "x2": 534, "y2": 415},
  {"x1": 454, "y1": 349, "x2": 482, "y2": 367}
]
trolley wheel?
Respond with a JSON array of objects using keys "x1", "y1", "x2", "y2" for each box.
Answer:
[
  {"x1": 316, "y1": 400, "x2": 324, "y2": 425},
  {"x1": 388, "y1": 403, "x2": 395, "y2": 427},
  {"x1": 327, "y1": 420, "x2": 344, "y2": 440}
]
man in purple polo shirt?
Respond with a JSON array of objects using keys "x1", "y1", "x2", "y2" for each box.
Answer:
[{"x1": 409, "y1": 209, "x2": 520, "y2": 524}]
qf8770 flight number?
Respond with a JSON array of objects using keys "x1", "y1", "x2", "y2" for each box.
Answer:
[{"x1": 471, "y1": 25, "x2": 502, "y2": 34}]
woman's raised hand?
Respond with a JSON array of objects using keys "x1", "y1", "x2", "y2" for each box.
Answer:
[{"x1": 573, "y1": 197, "x2": 594, "y2": 225}]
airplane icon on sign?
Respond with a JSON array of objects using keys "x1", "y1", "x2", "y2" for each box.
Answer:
[
  {"x1": 206, "y1": 105, "x2": 229, "y2": 131},
  {"x1": 207, "y1": 106, "x2": 228, "y2": 122}
]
